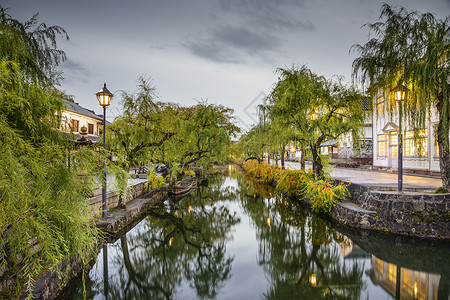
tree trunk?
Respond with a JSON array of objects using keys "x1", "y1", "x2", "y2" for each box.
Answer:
[
  {"x1": 311, "y1": 144, "x2": 323, "y2": 179},
  {"x1": 436, "y1": 93, "x2": 450, "y2": 190},
  {"x1": 280, "y1": 145, "x2": 285, "y2": 169},
  {"x1": 437, "y1": 122, "x2": 450, "y2": 190},
  {"x1": 300, "y1": 145, "x2": 306, "y2": 170}
]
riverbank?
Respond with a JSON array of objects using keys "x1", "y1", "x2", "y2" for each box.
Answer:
[
  {"x1": 238, "y1": 161, "x2": 450, "y2": 240},
  {"x1": 19, "y1": 176, "x2": 199, "y2": 300}
]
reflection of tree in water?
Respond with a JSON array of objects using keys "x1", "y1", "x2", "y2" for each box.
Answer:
[
  {"x1": 104, "y1": 176, "x2": 240, "y2": 299},
  {"x1": 235, "y1": 170, "x2": 365, "y2": 299}
]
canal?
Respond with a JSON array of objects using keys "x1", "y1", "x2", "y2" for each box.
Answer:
[{"x1": 59, "y1": 166, "x2": 450, "y2": 299}]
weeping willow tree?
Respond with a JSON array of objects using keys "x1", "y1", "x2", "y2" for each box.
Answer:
[
  {"x1": 352, "y1": 4, "x2": 450, "y2": 189},
  {"x1": 269, "y1": 65, "x2": 366, "y2": 178},
  {"x1": 0, "y1": 7, "x2": 101, "y2": 298}
]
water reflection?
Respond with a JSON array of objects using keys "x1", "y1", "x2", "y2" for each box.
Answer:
[
  {"x1": 58, "y1": 167, "x2": 450, "y2": 300},
  {"x1": 236, "y1": 174, "x2": 365, "y2": 299}
]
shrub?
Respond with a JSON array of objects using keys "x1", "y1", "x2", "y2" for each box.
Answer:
[
  {"x1": 242, "y1": 160, "x2": 281, "y2": 183},
  {"x1": 435, "y1": 187, "x2": 449, "y2": 194},
  {"x1": 145, "y1": 171, "x2": 166, "y2": 190},
  {"x1": 184, "y1": 170, "x2": 196, "y2": 177},
  {"x1": 243, "y1": 163, "x2": 349, "y2": 214}
]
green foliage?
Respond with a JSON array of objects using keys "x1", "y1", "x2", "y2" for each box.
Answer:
[
  {"x1": 276, "y1": 169, "x2": 313, "y2": 197},
  {"x1": 145, "y1": 171, "x2": 166, "y2": 190},
  {"x1": 435, "y1": 187, "x2": 449, "y2": 194},
  {"x1": 111, "y1": 168, "x2": 132, "y2": 200},
  {"x1": 304, "y1": 180, "x2": 349, "y2": 214},
  {"x1": 276, "y1": 168, "x2": 349, "y2": 213},
  {"x1": 264, "y1": 65, "x2": 366, "y2": 178},
  {"x1": 241, "y1": 163, "x2": 349, "y2": 214},
  {"x1": 109, "y1": 77, "x2": 240, "y2": 179},
  {"x1": 242, "y1": 160, "x2": 282, "y2": 183},
  {"x1": 351, "y1": 3, "x2": 450, "y2": 188},
  {"x1": 0, "y1": 7, "x2": 101, "y2": 297},
  {"x1": 184, "y1": 170, "x2": 196, "y2": 177}
]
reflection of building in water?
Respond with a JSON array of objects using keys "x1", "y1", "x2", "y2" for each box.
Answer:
[
  {"x1": 367, "y1": 255, "x2": 441, "y2": 300},
  {"x1": 336, "y1": 232, "x2": 370, "y2": 259}
]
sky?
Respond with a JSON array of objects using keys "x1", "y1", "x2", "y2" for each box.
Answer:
[{"x1": 2, "y1": 0, "x2": 449, "y2": 130}]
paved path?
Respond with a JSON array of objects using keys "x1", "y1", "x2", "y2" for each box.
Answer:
[{"x1": 283, "y1": 161, "x2": 442, "y2": 191}]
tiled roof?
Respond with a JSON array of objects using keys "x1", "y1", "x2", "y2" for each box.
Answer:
[{"x1": 63, "y1": 100, "x2": 104, "y2": 122}]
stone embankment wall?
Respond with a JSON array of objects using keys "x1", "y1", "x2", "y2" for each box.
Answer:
[
  {"x1": 89, "y1": 181, "x2": 147, "y2": 214},
  {"x1": 18, "y1": 176, "x2": 199, "y2": 300},
  {"x1": 330, "y1": 182, "x2": 450, "y2": 240}
]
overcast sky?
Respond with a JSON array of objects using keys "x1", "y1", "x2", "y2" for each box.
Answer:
[{"x1": 2, "y1": 0, "x2": 449, "y2": 129}]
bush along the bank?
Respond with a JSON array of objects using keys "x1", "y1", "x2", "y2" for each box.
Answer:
[
  {"x1": 242, "y1": 160, "x2": 282, "y2": 183},
  {"x1": 242, "y1": 161, "x2": 349, "y2": 214},
  {"x1": 145, "y1": 171, "x2": 167, "y2": 190}
]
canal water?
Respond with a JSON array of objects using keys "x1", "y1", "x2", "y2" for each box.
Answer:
[{"x1": 59, "y1": 166, "x2": 450, "y2": 300}]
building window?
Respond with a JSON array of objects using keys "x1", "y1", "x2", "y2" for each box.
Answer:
[
  {"x1": 71, "y1": 119, "x2": 79, "y2": 132},
  {"x1": 88, "y1": 123, "x2": 94, "y2": 134},
  {"x1": 388, "y1": 263, "x2": 397, "y2": 284},
  {"x1": 389, "y1": 132, "x2": 398, "y2": 158},
  {"x1": 376, "y1": 97, "x2": 385, "y2": 116},
  {"x1": 404, "y1": 129, "x2": 427, "y2": 157},
  {"x1": 375, "y1": 257, "x2": 384, "y2": 274},
  {"x1": 377, "y1": 134, "x2": 387, "y2": 156}
]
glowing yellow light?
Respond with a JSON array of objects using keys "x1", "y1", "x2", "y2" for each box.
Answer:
[
  {"x1": 266, "y1": 217, "x2": 271, "y2": 227},
  {"x1": 394, "y1": 90, "x2": 405, "y2": 102},
  {"x1": 414, "y1": 281, "x2": 418, "y2": 298},
  {"x1": 310, "y1": 111, "x2": 318, "y2": 121},
  {"x1": 309, "y1": 273, "x2": 317, "y2": 287},
  {"x1": 188, "y1": 205, "x2": 193, "y2": 213},
  {"x1": 290, "y1": 146, "x2": 295, "y2": 152},
  {"x1": 169, "y1": 237, "x2": 174, "y2": 246},
  {"x1": 95, "y1": 83, "x2": 113, "y2": 107}
]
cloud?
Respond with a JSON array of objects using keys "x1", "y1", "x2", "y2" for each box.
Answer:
[
  {"x1": 61, "y1": 58, "x2": 91, "y2": 83},
  {"x1": 182, "y1": 0, "x2": 315, "y2": 64},
  {"x1": 184, "y1": 25, "x2": 281, "y2": 63},
  {"x1": 217, "y1": 0, "x2": 315, "y2": 31},
  {"x1": 184, "y1": 39, "x2": 241, "y2": 64}
]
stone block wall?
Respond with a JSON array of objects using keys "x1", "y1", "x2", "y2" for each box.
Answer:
[
  {"x1": 89, "y1": 181, "x2": 147, "y2": 215},
  {"x1": 330, "y1": 182, "x2": 450, "y2": 240}
]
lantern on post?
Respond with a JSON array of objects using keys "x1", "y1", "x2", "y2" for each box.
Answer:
[
  {"x1": 96, "y1": 83, "x2": 113, "y2": 219},
  {"x1": 391, "y1": 83, "x2": 407, "y2": 192}
]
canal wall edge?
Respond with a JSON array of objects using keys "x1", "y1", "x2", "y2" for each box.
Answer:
[{"x1": 330, "y1": 181, "x2": 450, "y2": 240}]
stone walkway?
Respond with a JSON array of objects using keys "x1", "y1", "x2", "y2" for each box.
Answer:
[{"x1": 283, "y1": 161, "x2": 443, "y2": 192}]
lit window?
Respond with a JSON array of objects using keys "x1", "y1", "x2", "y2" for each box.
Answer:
[
  {"x1": 388, "y1": 263, "x2": 397, "y2": 284},
  {"x1": 375, "y1": 258, "x2": 384, "y2": 274},
  {"x1": 376, "y1": 97, "x2": 385, "y2": 116},
  {"x1": 404, "y1": 129, "x2": 428, "y2": 157},
  {"x1": 377, "y1": 134, "x2": 387, "y2": 156},
  {"x1": 390, "y1": 131, "x2": 398, "y2": 158}
]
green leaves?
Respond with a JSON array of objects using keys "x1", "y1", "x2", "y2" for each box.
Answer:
[
  {"x1": 109, "y1": 77, "x2": 240, "y2": 182},
  {"x1": 265, "y1": 65, "x2": 366, "y2": 178},
  {"x1": 352, "y1": 3, "x2": 450, "y2": 188},
  {"x1": 0, "y1": 8, "x2": 102, "y2": 297}
]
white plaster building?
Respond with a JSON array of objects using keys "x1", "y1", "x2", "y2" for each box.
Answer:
[
  {"x1": 372, "y1": 92, "x2": 441, "y2": 175},
  {"x1": 62, "y1": 100, "x2": 105, "y2": 143}
]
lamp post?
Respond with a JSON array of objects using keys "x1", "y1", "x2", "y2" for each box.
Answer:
[
  {"x1": 96, "y1": 83, "x2": 113, "y2": 219},
  {"x1": 310, "y1": 110, "x2": 318, "y2": 172},
  {"x1": 392, "y1": 84, "x2": 406, "y2": 192}
]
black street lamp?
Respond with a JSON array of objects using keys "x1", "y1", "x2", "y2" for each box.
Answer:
[
  {"x1": 96, "y1": 83, "x2": 113, "y2": 219},
  {"x1": 392, "y1": 83, "x2": 406, "y2": 192},
  {"x1": 310, "y1": 109, "x2": 319, "y2": 172}
]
